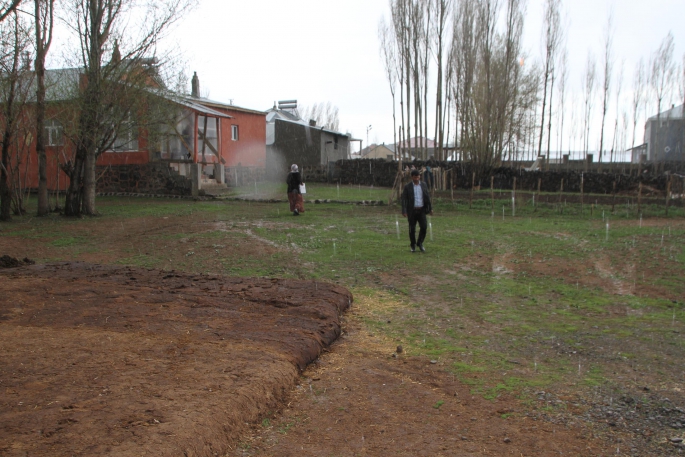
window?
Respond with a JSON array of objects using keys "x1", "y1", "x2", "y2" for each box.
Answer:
[
  {"x1": 160, "y1": 110, "x2": 194, "y2": 160},
  {"x1": 232, "y1": 125, "x2": 239, "y2": 141},
  {"x1": 334, "y1": 136, "x2": 338, "y2": 150},
  {"x1": 111, "y1": 114, "x2": 138, "y2": 152},
  {"x1": 197, "y1": 115, "x2": 219, "y2": 160},
  {"x1": 44, "y1": 119, "x2": 64, "y2": 146}
]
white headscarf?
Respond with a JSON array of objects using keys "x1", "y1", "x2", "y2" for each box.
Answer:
[{"x1": 291, "y1": 164, "x2": 299, "y2": 172}]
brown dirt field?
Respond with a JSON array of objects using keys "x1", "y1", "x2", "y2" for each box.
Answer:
[
  {"x1": 1, "y1": 209, "x2": 682, "y2": 456},
  {"x1": 0, "y1": 262, "x2": 350, "y2": 456}
]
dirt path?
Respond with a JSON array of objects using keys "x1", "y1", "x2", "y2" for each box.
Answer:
[{"x1": 227, "y1": 304, "x2": 616, "y2": 457}]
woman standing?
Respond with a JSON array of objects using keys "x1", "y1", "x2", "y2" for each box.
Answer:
[{"x1": 286, "y1": 164, "x2": 305, "y2": 216}]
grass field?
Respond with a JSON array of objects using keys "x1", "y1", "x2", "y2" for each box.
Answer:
[{"x1": 3, "y1": 183, "x2": 684, "y2": 404}]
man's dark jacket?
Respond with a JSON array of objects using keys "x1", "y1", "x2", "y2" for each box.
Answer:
[{"x1": 401, "y1": 181, "x2": 432, "y2": 214}]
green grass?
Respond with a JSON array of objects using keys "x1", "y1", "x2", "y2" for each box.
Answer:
[
  {"x1": 227, "y1": 182, "x2": 391, "y2": 202},
  {"x1": 2, "y1": 189, "x2": 684, "y2": 402}
]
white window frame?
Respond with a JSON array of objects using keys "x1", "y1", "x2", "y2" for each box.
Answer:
[
  {"x1": 231, "y1": 124, "x2": 239, "y2": 141},
  {"x1": 44, "y1": 119, "x2": 64, "y2": 146}
]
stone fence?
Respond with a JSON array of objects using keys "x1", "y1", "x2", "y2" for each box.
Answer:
[
  {"x1": 301, "y1": 160, "x2": 685, "y2": 197},
  {"x1": 96, "y1": 163, "x2": 192, "y2": 196}
]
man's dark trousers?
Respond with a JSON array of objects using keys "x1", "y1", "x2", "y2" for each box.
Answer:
[{"x1": 408, "y1": 208, "x2": 427, "y2": 248}]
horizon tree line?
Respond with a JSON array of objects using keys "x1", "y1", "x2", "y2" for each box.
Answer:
[{"x1": 378, "y1": 0, "x2": 685, "y2": 175}]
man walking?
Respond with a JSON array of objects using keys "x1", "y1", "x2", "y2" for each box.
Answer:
[{"x1": 401, "y1": 169, "x2": 433, "y2": 252}]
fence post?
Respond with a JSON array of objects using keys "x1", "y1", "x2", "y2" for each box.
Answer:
[
  {"x1": 512, "y1": 177, "x2": 517, "y2": 216},
  {"x1": 580, "y1": 173, "x2": 584, "y2": 214},
  {"x1": 558, "y1": 178, "x2": 564, "y2": 211},
  {"x1": 612, "y1": 181, "x2": 616, "y2": 214},
  {"x1": 469, "y1": 172, "x2": 475, "y2": 209},
  {"x1": 451, "y1": 169, "x2": 455, "y2": 202},
  {"x1": 535, "y1": 177, "x2": 541, "y2": 212},
  {"x1": 638, "y1": 182, "x2": 642, "y2": 216},
  {"x1": 490, "y1": 175, "x2": 494, "y2": 209},
  {"x1": 666, "y1": 175, "x2": 672, "y2": 216}
]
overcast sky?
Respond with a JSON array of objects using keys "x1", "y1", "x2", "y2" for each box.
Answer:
[{"x1": 53, "y1": 0, "x2": 685, "y2": 154}]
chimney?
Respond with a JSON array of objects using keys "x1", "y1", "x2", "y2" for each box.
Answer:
[
  {"x1": 191, "y1": 71, "x2": 200, "y2": 98},
  {"x1": 309, "y1": 119, "x2": 316, "y2": 126}
]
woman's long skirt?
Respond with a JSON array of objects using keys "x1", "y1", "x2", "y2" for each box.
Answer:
[{"x1": 288, "y1": 191, "x2": 304, "y2": 213}]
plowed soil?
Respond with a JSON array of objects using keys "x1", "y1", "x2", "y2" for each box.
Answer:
[{"x1": 0, "y1": 262, "x2": 350, "y2": 456}]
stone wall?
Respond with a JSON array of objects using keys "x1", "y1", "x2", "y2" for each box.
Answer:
[
  {"x1": 302, "y1": 159, "x2": 685, "y2": 196},
  {"x1": 96, "y1": 163, "x2": 192, "y2": 195}
]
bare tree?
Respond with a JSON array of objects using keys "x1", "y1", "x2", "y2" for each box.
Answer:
[
  {"x1": 597, "y1": 11, "x2": 614, "y2": 165},
  {"x1": 449, "y1": 0, "x2": 536, "y2": 174},
  {"x1": 649, "y1": 32, "x2": 675, "y2": 163},
  {"x1": 0, "y1": 0, "x2": 22, "y2": 22},
  {"x1": 537, "y1": 0, "x2": 562, "y2": 165},
  {"x1": 631, "y1": 58, "x2": 646, "y2": 150},
  {"x1": 431, "y1": 0, "x2": 451, "y2": 161},
  {"x1": 378, "y1": 16, "x2": 398, "y2": 159},
  {"x1": 61, "y1": 0, "x2": 194, "y2": 217},
  {"x1": 678, "y1": 53, "x2": 685, "y2": 163},
  {"x1": 556, "y1": 48, "x2": 568, "y2": 161},
  {"x1": 410, "y1": 0, "x2": 425, "y2": 158},
  {"x1": 34, "y1": 0, "x2": 55, "y2": 216},
  {"x1": 297, "y1": 102, "x2": 340, "y2": 131},
  {"x1": 382, "y1": 0, "x2": 537, "y2": 172},
  {"x1": 581, "y1": 52, "x2": 596, "y2": 161},
  {"x1": 609, "y1": 60, "x2": 623, "y2": 163},
  {"x1": 390, "y1": 0, "x2": 411, "y2": 159},
  {"x1": 420, "y1": 0, "x2": 430, "y2": 159},
  {"x1": 0, "y1": 12, "x2": 32, "y2": 221}
]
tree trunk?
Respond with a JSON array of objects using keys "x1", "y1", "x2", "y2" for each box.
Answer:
[
  {"x1": 82, "y1": 151, "x2": 97, "y2": 215},
  {"x1": 64, "y1": 152, "x2": 85, "y2": 217},
  {"x1": 36, "y1": 41, "x2": 49, "y2": 216},
  {"x1": 0, "y1": 142, "x2": 10, "y2": 221}
]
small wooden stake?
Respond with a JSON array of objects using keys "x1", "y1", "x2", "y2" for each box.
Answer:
[
  {"x1": 490, "y1": 175, "x2": 494, "y2": 209},
  {"x1": 512, "y1": 176, "x2": 517, "y2": 209},
  {"x1": 580, "y1": 174, "x2": 584, "y2": 214},
  {"x1": 665, "y1": 175, "x2": 672, "y2": 216}
]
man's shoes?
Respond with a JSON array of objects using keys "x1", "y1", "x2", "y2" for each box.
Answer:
[
  {"x1": 410, "y1": 245, "x2": 416, "y2": 253},
  {"x1": 418, "y1": 244, "x2": 426, "y2": 252}
]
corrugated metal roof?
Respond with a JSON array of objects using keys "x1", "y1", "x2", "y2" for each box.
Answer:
[
  {"x1": 266, "y1": 108, "x2": 350, "y2": 137},
  {"x1": 195, "y1": 98, "x2": 266, "y2": 116},
  {"x1": 171, "y1": 95, "x2": 233, "y2": 118}
]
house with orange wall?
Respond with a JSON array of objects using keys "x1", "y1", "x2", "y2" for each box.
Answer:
[{"x1": 17, "y1": 69, "x2": 266, "y2": 195}]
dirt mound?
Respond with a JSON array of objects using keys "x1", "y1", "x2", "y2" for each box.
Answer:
[
  {"x1": 0, "y1": 255, "x2": 34, "y2": 268},
  {"x1": 0, "y1": 263, "x2": 351, "y2": 457}
]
